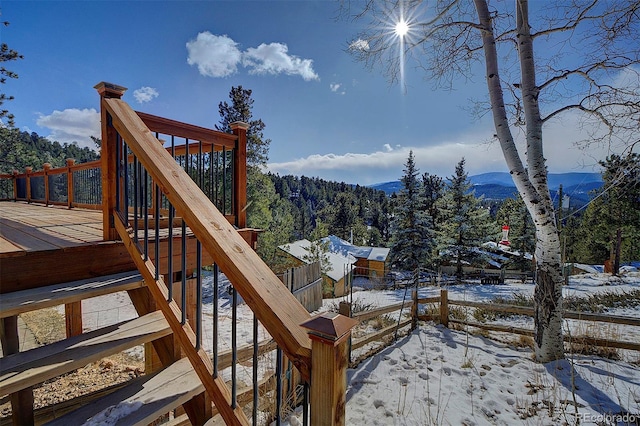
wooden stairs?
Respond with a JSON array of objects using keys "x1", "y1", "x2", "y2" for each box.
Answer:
[{"x1": 0, "y1": 271, "x2": 208, "y2": 425}]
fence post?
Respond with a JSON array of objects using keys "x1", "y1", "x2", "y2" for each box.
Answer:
[
  {"x1": 25, "y1": 167, "x2": 32, "y2": 203},
  {"x1": 230, "y1": 121, "x2": 248, "y2": 228},
  {"x1": 66, "y1": 158, "x2": 75, "y2": 208},
  {"x1": 43, "y1": 163, "x2": 51, "y2": 205},
  {"x1": 411, "y1": 290, "x2": 418, "y2": 331},
  {"x1": 95, "y1": 82, "x2": 127, "y2": 241},
  {"x1": 302, "y1": 312, "x2": 358, "y2": 426},
  {"x1": 440, "y1": 289, "x2": 449, "y2": 328}
]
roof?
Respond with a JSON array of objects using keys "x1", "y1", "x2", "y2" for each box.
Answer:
[
  {"x1": 278, "y1": 238, "x2": 356, "y2": 282},
  {"x1": 321, "y1": 235, "x2": 389, "y2": 262}
]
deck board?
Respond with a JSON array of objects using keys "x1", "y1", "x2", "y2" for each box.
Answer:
[
  {"x1": 0, "y1": 202, "x2": 104, "y2": 255},
  {"x1": 0, "y1": 311, "x2": 171, "y2": 395}
]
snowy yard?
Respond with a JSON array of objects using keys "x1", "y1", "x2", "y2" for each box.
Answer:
[{"x1": 69, "y1": 269, "x2": 640, "y2": 425}]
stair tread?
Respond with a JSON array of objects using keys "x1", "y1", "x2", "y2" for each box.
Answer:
[
  {"x1": 44, "y1": 357, "x2": 203, "y2": 426},
  {"x1": 0, "y1": 311, "x2": 170, "y2": 395},
  {"x1": 0, "y1": 271, "x2": 144, "y2": 318}
]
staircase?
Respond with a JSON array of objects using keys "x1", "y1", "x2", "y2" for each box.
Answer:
[{"x1": 0, "y1": 271, "x2": 207, "y2": 425}]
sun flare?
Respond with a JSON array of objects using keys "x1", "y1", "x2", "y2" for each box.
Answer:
[{"x1": 395, "y1": 20, "x2": 409, "y2": 37}]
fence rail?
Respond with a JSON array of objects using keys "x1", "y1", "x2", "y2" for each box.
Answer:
[{"x1": 342, "y1": 289, "x2": 640, "y2": 365}]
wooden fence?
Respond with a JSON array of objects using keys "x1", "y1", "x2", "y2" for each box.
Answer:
[
  {"x1": 343, "y1": 289, "x2": 640, "y2": 363},
  {"x1": 280, "y1": 262, "x2": 323, "y2": 312}
]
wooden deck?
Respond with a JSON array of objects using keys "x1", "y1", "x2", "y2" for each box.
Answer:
[
  {"x1": 0, "y1": 202, "x2": 219, "y2": 294},
  {"x1": 0, "y1": 202, "x2": 103, "y2": 256},
  {"x1": 0, "y1": 202, "x2": 123, "y2": 293}
]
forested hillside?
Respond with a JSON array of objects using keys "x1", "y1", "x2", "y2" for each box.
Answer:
[{"x1": 0, "y1": 128, "x2": 99, "y2": 174}]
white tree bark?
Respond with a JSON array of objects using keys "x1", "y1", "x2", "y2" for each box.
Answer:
[{"x1": 473, "y1": 0, "x2": 564, "y2": 361}]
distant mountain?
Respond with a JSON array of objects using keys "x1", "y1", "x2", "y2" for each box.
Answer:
[
  {"x1": 370, "y1": 172, "x2": 603, "y2": 207},
  {"x1": 469, "y1": 172, "x2": 602, "y2": 189}
]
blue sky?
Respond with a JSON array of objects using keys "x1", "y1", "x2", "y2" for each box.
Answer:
[{"x1": 1, "y1": 0, "x2": 619, "y2": 185}]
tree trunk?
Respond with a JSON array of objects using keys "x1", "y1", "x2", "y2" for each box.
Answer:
[
  {"x1": 613, "y1": 228, "x2": 622, "y2": 276},
  {"x1": 474, "y1": 0, "x2": 564, "y2": 362},
  {"x1": 533, "y1": 225, "x2": 564, "y2": 361}
]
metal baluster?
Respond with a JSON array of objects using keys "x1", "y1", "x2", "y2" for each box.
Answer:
[
  {"x1": 195, "y1": 240, "x2": 202, "y2": 350},
  {"x1": 231, "y1": 284, "x2": 237, "y2": 409},
  {"x1": 252, "y1": 314, "x2": 259, "y2": 424},
  {"x1": 213, "y1": 263, "x2": 219, "y2": 377},
  {"x1": 143, "y1": 168, "x2": 149, "y2": 260},
  {"x1": 222, "y1": 147, "x2": 227, "y2": 215},
  {"x1": 181, "y1": 219, "x2": 187, "y2": 325},
  {"x1": 154, "y1": 183, "x2": 160, "y2": 281},
  {"x1": 276, "y1": 348, "x2": 283, "y2": 425}
]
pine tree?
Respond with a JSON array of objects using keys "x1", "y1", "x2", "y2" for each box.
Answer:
[
  {"x1": 389, "y1": 151, "x2": 433, "y2": 271},
  {"x1": 216, "y1": 86, "x2": 271, "y2": 167},
  {"x1": 1, "y1": 21, "x2": 23, "y2": 128},
  {"x1": 437, "y1": 158, "x2": 495, "y2": 279}
]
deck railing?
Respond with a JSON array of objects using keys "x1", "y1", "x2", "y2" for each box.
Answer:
[
  {"x1": 96, "y1": 82, "x2": 354, "y2": 425},
  {"x1": 0, "y1": 160, "x2": 103, "y2": 208}
]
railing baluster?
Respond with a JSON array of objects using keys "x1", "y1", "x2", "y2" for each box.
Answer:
[
  {"x1": 231, "y1": 284, "x2": 237, "y2": 409},
  {"x1": 181, "y1": 219, "x2": 187, "y2": 325},
  {"x1": 154, "y1": 183, "x2": 160, "y2": 281},
  {"x1": 143, "y1": 168, "x2": 149, "y2": 260},
  {"x1": 276, "y1": 347, "x2": 283, "y2": 425},
  {"x1": 196, "y1": 240, "x2": 202, "y2": 350},
  {"x1": 252, "y1": 314, "x2": 259, "y2": 424},
  {"x1": 167, "y1": 203, "x2": 174, "y2": 302},
  {"x1": 213, "y1": 263, "x2": 219, "y2": 377},
  {"x1": 222, "y1": 147, "x2": 227, "y2": 215}
]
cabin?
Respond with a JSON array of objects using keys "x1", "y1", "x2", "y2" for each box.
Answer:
[
  {"x1": 0, "y1": 83, "x2": 356, "y2": 425},
  {"x1": 322, "y1": 235, "x2": 390, "y2": 280},
  {"x1": 277, "y1": 239, "x2": 355, "y2": 297}
]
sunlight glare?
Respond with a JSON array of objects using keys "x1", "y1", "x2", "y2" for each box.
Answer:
[{"x1": 395, "y1": 20, "x2": 409, "y2": 37}]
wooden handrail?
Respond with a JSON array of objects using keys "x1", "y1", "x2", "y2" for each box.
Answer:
[
  {"x1": 137, "y1": 111, "x2": 237, "y2": 149},
  {"x1": 103, "y1": 97, "x2": 313, "y2": 377}
]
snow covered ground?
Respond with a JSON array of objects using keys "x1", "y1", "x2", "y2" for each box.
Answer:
[{"x1": 67, "y1": 268, "x2": 640, "y2": 425}]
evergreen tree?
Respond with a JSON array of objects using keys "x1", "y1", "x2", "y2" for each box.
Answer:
[
  {"x1": 421, "y1": 172, "x2": 444, "y2": 265},
  {"x1": 437, "y1": 158, "x2": 495, "y2": 279},
  {"x1": 216, "y1": 86, "x2": 270, "y2": 167},
  {"x1": 389, "y1": 151, "x2": 433, "y2": 271},
  {"x1": 574, "y1": 153, "x2": 640, "y2": 271},
  {"x1": 1, "y1": 21, "x2": 23, "y2": 127}
]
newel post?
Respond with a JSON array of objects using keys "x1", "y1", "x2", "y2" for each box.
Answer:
[
  {"x1": 230, "y1": 121, "x2": 248, "y2": 229},
  {"x1": 95, "y1": 82, "x2": 127, "y2": 241},
  {"x1": 301, "y1": 312, "x2": 358, "y2": 425}
]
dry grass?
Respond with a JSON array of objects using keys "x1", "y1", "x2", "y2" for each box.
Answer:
[{"x1": 20, "y1": 308, "x2": 66, "y2": 345}]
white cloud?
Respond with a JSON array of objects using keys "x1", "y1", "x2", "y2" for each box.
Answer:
[
  {"x1": 267, "y1": 116, "x2": 618, "y2": 185},
  {"x1": 330, "y1": 83, "x2": 345, "y2": 95},
  {"x1": 133, "y1": 86, "x2": 159, "y2": 104},
  {"x1": 36, "y1": 108, "x2": 100, "y2": 150},
  {"x1": 186, "y1": 32, "x2": 319, "y2": 81},
  {"x1": 349, "y1": 39, "x2": 369, "y2": 51},
  {"x1": 186, "y1": 32, "x2": 242, "y2": 77},
  {"x1": 243, "y1": 42, "x2": 319, "y2": 81}
]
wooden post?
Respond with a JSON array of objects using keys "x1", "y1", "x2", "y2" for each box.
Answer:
[
  {"x1": 230, "y1": 121, "x2": 248, "y2": 229},
  {"x1": 440, "y1": 289, "x2": 449, "y2": 328},
  {"x1": 95, "y1": 82, "x2": 127, "y2": 241},
  {"x1": 1, "y1": 317, "x2": 35, "y2": 425},
  {"x1": 25, "y1": 167, "x2": 32, "y2": 203},
  {"x1": 338, "y1": 301, "x2": 351, "y2": 318},
  {"x1": 66, "y1": 158, "x2": 75, "y2": 208},
  {"x1": 12, "y1": 170, "x2": 18, "y2": 200},
  {"x1": 43, "y1": 163, "x2": 51, "y2": 205},
  {"x1": 64, "y1": 302, "x2": 83, "y2": 338},
  {"x1": 411, "y1": 290, "x2": 418, "y2": 331},
  {"x1": 301, "y1": 312, "x2": 358, "y2": 426}
]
